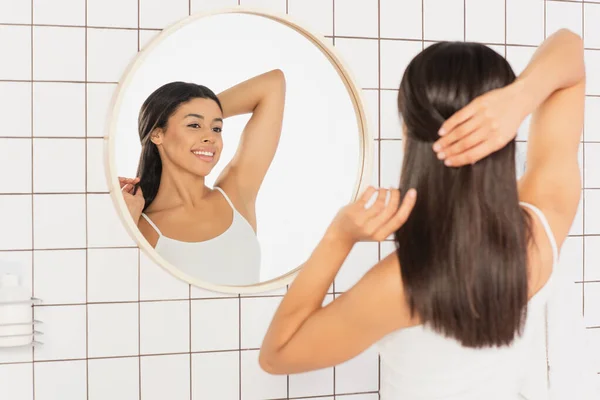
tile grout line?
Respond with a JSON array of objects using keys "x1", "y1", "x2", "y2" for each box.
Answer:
[
  {"x1": 377, "y1": 0, "x2": 383, "y2": 394},
  {"x1": 332, "y1": 0, "x2": 337, "y2": 396},
  {"x1": 137, "y1": 1, "x2": 142, "y2": 399},
  {"x1": 30, "y1": 0, "x2": 35, "y2": 397},
  {"x1": 238, "y1": 293, "x2": 242, "y2": 400}
]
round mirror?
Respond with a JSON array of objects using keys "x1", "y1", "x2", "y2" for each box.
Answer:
[{"x1": 106, "y1": 8, "x2": 372, "y2": 294}]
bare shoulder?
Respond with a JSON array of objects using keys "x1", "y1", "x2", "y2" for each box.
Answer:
[{"x1": 137, "y1": 215, "x2": 159, "y2": 248}]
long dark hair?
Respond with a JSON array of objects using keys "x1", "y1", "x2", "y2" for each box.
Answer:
[
  {"x1": 395, "y1": 42, "x2": 533, "y2": 347},
  {"x1": 136, "y1": 82, "x2": 222, "y2": 211}
]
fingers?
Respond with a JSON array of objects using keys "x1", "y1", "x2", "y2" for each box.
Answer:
[
  {"x1": 364, "y1": 189, "x2": 400, "y2": 232},
  {"x1": 438, "y1": 100, "x2": 480, "y2": 136},
  {"x1": 372, "y1": 189, "x2": 417, "y2": 240},
  {"x1": 118, "y1": 177, "x2": 140, "y2": 188},
  {"x1": 357, "y1": 186, "x2": 378, "y2": 208},
  {"x1": 433, "y1": 114, "x2": 484, "y2": 155},
  {"x1": 364, "y1": 188, "x2": 389, "y2": 218},
  {"x1": 444, "y1": 142, "x2": 496, "y2": 167},
  {"x1": 438, "y1": 128, "x2": 487, "y2": 164}
]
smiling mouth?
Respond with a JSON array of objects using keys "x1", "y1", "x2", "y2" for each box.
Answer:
[{"x1": 191, "y1": 149, "x2": 215, "y2": 162}]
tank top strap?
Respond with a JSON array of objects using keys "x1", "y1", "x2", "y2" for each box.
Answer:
[
  {"x1": 141, "y1": 213, "x2": 163, "y2": 237},
  {"x1": 519, "y1": 202, "x2": 558, "y2": 265},
  {"x1": 214, "y1": 187, "x2": 235, "y2": 210}
]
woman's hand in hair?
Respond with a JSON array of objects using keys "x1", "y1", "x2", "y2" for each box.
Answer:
[
  {"x1": 119, "y1": 177, "x2": 145, "y2": 223},
  {"x1": 432, "y1": 82, "x2": 527, "y2": 167},
  {"x1": 326, "y1": 187, "x2": 417, "y2": 245}
]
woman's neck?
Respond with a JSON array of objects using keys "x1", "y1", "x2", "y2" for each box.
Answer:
[{"x1": 150, "y1": 165, "x2": 210, "y2": 212}]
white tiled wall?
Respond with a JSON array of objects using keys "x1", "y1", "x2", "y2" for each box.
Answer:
[{"x1": 0, "y1": 0, "x2": 598, "y2": 399}]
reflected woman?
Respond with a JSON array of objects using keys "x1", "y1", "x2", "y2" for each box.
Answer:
[{"x1": 120, "y1": 70, "x2": 286, "y2": 285}]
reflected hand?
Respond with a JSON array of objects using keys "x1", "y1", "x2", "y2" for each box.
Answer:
[
  {"x1": 327, "y1": 186, "x2": 417, "y2": 244},
  {"x1": 432, "y1": 82, "x2": 526, "y2": 167},
  {"x1": 119, "y1": 177, "x2": 145, "y2": 222}
]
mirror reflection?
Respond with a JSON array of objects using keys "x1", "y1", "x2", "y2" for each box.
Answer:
[{"x1": 108, "y1": 11, "x2": 370, "y2": 289}]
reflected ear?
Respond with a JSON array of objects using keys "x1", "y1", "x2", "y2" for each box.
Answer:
[{"x1": 149, "y1": 128, "x2": 163, "y2": 145}]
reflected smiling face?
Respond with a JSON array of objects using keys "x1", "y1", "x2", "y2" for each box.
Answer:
[{"x1": 151, "y1": 97, "x2": 224, "y2": 177}]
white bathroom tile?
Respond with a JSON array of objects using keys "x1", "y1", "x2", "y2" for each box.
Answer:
[
  {"x1": 506, "y1": 0, "x2": 544, "y2": 46},
  {"x1": 335, "y1": 0, "x2": 378, "y2": 38},
  {"x1": 87, "y1": 28, "x2": 138, "y2": 82},
  {"x1": 33, "y1": 305, "x2": 86, "y2": 361},
  {"x1": 586, "y1": 50, "x2": 600, "y2": 96},
  {"x1": 87, "y1": 0, "x2": 138, "y2": 28},
  {"x1": 585, "y1": 4, "x2": 600, "y2": 49},
  {"x1": 240, "y1": 296, "x2": 282, "y2": 349},
  {"x1": 380, "y1": 0, "x2": 421, "y2": 40},
  {"x1": 380, "y1": 241, "x2": 396, "y2": 259},
  {"x1": 515, "y1": 141, "x2": 528, "y2": 180},
  {"x1": 140, "y1": 0, "x2": 189, "y2": 29},
  {"x1": 465, "y1": 0, "x2": 504, "y2": 44},
  {"x1": 88, "y1": 248, "x2": 138, "y2": 302},
  {"x1": 380, "y1": 40, "x2": 422, "y2": 90},
  {"x1": 569, "y1": 193, "x2": 584, "y2": 236},
  {"x1": 0, "y1": 82, "x2": 31, "y2": 138},
  {"x1": 0, "y1": 139, "x2": 31, "y2": 193},
  {"x1": 0, "y1": 26, "x2": 31, "y2": 80},
  {"x1": 585, "y1": 143, "x2": 600, "y2": 187},
  {"x1": 34, "y1": 360, "x2": 87, "y2": 400},
  {"x1": 140, "y1": 300, "x2": 189, "y2": 355},
  {"x1": 191, "y1": 352, "x2": 239, "y2": 400},
  {"x1": 289, "y1": 367, "x2": 334, "y2": 398},
  {"x1": 141, "y1": 354, "x2": 190, "y2": 400},
  {"x1": 87, "y1": 139, "x2": 108, "y2": 192},
  {"x1": 380, "y1": 90, "x2": 401, "y2": 139},
  {"x1": 33, "y1": 250, "x2": 86, "y2": 305},
  {"x1": 362, "y1": 89, "x2": 379, "y2": 139},
  {"x1": 0, "y1": 195, "x2": 32, "y2": 251},
  {"x1": 240, "y1": 350, "x2": 287, "y2": 400},
  {"x1": 88, "y1": 357, "x2": 140, "y2": 400},
  {"x1": 87, "y1": 193, "x2": 136, "y2": 247},
  {"x1": 516, "y1": 114, "x2": 532, "y2": 141},
  {"x1": 340, "y1": 394, "x2": 378, "y2": 400},
  {"x1": 140, "y1": 251, "x2": 190, "y2": 300},
  {"x1": 506, "y1": 46, "x2": 537, "y2": 77},
  {"x1": 139, "y1": 29, "x2": 161, "y2": 51},
  {"x1": 33, "y1": 82, "x2": 85, "y2": 138},
  {"x1": 584, "y1": 283, "x2": 600, "y2": 327},
  {"x1": 240, "y1": 0, "x2": 286, "y2": 14},
  {"x1": 335, "y1": 242, "x2": 379, "y2": 292},
  {"x1": 334, "y1": 38, "x2": 379, "y2": 89},
  {"x1": 287, "y1": 0, "x2": 333, "y2": 37},
  {"x1": 585, "y1": 236, "x2": 600, "y2": 282},
  {"x1": 371, "y1": 140, "x2": 379, "y2": 187},
  {"x1": 33, "y1": 0, "x2": 85, "y2": 26},
  {"x1": 335, "y1": 346, "x2": 379, "y2": 394},
  {"x1": 33, "y1": 139, "x2": 86, "y2": 193},
  {"x1": 380, "y1": 140, "x2": 404, "y2": 188},
  {"x1": 33, "y1": 27, "x2": 85, "y2": 81},
  {"x1": 88, "y1": 303, "x2": 139, "y2": 358},
  {"x1": 0, "y1": 363, "x2": 32, "y2": 400},
  {"x1": 546, "y1": 1, "x2": 582, "y2": 38},
  {"x1": 191, "y1": 298, "x2": 238, "y2": 352},
  {"x1": 423, "y1": 0, "x2": 464, "y2": 42},
  {"x1": 0, "y1": 0, "x2": 31, "y2": 24},
  {"x1": 560, "y1": 236, "x2": 584, "y2": 283},
  {"x1": 33, "y1": 194, "x2": 86, "y2": 249},
  {"x1": 585, "y1": 190, "x2": 600, "y2": 234},
  {"x1": 585, "y1": 96, "x2": 600, "y2": 142},
  {"x1": 87, "y1": 83, "x2": 117, "y2": 138},
  {"x1": 191, "y1": 285, "x2": 240, "y2": 298},
  {"x1": 191, "y1": 0, "x2": 238, "y2": 14}
]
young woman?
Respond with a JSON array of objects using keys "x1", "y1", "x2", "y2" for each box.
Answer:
[
  {"x1": 259, "y1": 30, "x2": 589, "y2": 399},
  {"x1": 120, "y1": 70, "x2": 285, "y2": 285}
]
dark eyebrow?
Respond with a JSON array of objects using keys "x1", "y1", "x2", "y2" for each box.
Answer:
[{"x1": 185, "y1": 114, "x2": 223, "y2": 123}]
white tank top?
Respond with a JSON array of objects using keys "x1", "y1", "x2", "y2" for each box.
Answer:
[
  {"x1": 141, "y1": 187, "x2": 261, "y2": 286},
  {"x1": 378, "y1": 202, "x2": 558, "y2": 400}
]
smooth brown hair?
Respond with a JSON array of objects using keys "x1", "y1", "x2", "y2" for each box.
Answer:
[{"x1": 395, "y1": 42, "x2": 533, "y2": 347}]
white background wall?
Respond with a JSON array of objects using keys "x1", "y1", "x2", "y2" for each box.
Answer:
[{"x1": 0, "y1": 0, "x2": 598, "y2": 399}]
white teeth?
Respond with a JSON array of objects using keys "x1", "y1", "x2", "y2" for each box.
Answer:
[{"x1": 193, "y1": 151, "x2": 214, "y2": 156}]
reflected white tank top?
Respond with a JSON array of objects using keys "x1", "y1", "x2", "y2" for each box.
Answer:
[
  {"x1": 141, "y1": 187, "x2": 261, "y2": 286},
  {"x1": 378, "y1": 203, "x2": 558, "y2": 400}
]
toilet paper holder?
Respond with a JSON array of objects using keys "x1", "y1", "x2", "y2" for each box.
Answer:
[{"x1": 0, "y1": 297, "x2": 43, "y2": 348}]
